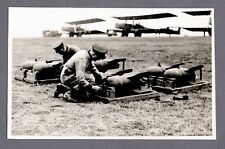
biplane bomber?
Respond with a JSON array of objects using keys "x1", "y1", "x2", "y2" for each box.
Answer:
[
  {"x1": 45, "y1": 10, "x2": 212, "y2": 38},
  {"x1": 110, "y1": 13, "x2": 181, "y2": 37},
  {"x1": 182, "y1": 10, "x2": 212, "y2": 37},
  {"x1": 61, "y1": 18, "x2": 107, "y2": 37}
]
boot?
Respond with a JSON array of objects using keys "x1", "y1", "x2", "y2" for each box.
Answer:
[
  {"x1": 63, "y1": 90, "x2": 78, "y2": 103},
  {"x1": 54, "y1": 83, "x2": 69, "y2": 98}
]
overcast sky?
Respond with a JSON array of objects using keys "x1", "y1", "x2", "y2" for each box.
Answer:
[{"x1": 9, "y1": 8, "x2": 213, "y2": 37}]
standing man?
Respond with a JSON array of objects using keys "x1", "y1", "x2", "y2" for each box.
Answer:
[
  {"x1": 53, "y1": 42, "x2": 81, "y2": 64},
  {"x1": 54, "y1": 43, "x2": 108, "y2": 102}
]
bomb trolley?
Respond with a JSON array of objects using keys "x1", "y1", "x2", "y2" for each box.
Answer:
[
  {"x1": 90, "y1": 70, "x2": 160, "y2": 103},
  {"x1": 145, "y1": 65, "x2": 210, "y2": 94},
  {"x1": 14, "y1": 58, "x2": 127, "y2": 84},
  {"x1": 90, "y1": 86, "x2": 160, "y2": 103},
  {"x1": 14, "y1": 60, "x2": 62, "y2": 84}
]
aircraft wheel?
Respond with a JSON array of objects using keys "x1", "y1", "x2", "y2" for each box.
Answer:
[
  {"x1": 134, "y1": 32, "x2": 142, "y2": 37},
  {"x1": 69, "y1": 33, "x2": 74, "y2": 37},
  {"x1": 77, "y1": 33, "x2": 82, "y2": 37},
  {"x1": 121, "y1": 31, "x2": 129, "y2": 37}
]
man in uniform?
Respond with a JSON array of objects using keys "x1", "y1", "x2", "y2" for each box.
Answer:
[
  {"x1": 54, "y1": 43, "x2": 108, "y2": 102},
  {"x1": 53, "y1": 42, "x2": 81, "y2": 64}
]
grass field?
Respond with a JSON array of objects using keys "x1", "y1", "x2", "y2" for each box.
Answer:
[{"x1": 10, "y1": 37, "x2": 213, "y2": 137}]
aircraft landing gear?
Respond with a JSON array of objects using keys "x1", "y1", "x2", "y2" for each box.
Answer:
[
  {"x1": 134, "y1": 32, "x2": 142, "y2": 37},
  {"x1": 69, "y1": 33, "x2": 74, "y2": 37},
  {"x1": 121, "y1": 31, "x2": 129, "y2": 37},
  {"x1": 77, "y1": 33, "x2": 82, "y2": 37}
]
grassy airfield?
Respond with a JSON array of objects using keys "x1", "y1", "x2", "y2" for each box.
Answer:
[{"x1": 10, "y1": 36, "x2": 213, "y2": 137}]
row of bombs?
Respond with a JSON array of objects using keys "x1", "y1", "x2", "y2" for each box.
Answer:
[
  {"x1": 20, "y1": 59, "x2": 204, "y2": 88},
  {"x1": 20, "y1": 58, "x2": 126, "y2": 73},
  {"x1": 18, "y1": 58, "x2": 126, "y2": 80},
  {"x1": 104, "y1": 63, "x2": 204, "y2": 88}
]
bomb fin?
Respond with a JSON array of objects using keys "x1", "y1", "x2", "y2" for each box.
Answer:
[
  {"x1": 166, "y1": 62, "x2": 185, "y2": 70},
  {"x1": 186, "y1": 65, "x2": 204, "y2": 72}
]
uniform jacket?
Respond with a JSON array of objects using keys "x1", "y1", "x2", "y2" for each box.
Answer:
[
  {"x1": 60, "y1": 49, "x2": 102, "y2": 88},
  {"x1": 62, "y1": 46, "x2": 80, "y2": 64}
]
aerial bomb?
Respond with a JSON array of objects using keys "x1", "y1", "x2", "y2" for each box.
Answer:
[
  {"x1": 32, "y1": 61, "x2": 62, "y2": 80},
  {"x1": 164, "y1": 68, "x2": 190, "y2": 78},
  {"x1": 146, "y1": 63, "x2": 185, "y2": 76},
  {"x1": 32, "y1": 61, "x2": 62, "y2": 72},
  {"x1": 21, "y1": 59, "x2": 38, "y2": 70},
  {"x1": 106, "y1": 71, "x2": 146, "y2": 87},
  {"x1": 94, "y1": 58, "x2": 126, "y2": 72},
  {"x1": 146, "y1": 65, "x2": 166, "y2": 76},
  {"x1": 164, "y1": 65, "x2": 204, "y2": 81},
  {"x1": 106, "y1": 75, "x2": 132, "y2": 86}
]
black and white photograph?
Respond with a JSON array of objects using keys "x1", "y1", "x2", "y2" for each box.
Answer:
[{"x1": 8, "y1": 8, "x2": 215, "y2": 139}]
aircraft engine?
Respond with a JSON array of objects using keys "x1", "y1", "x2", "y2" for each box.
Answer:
[
  {"x1": 115, "y1": 23, "x2": 132, "y2": 30},
  {"x1": 61, "y1": 26, "x2": 75, "y2": 32}
]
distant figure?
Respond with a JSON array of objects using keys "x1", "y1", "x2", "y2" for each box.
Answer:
[
  {"x1": 54, "y1": 43, "x2": 108, "y2": 102},
  {"x1": 53, "y1": 42, "x2": 81, "y2": 64}
]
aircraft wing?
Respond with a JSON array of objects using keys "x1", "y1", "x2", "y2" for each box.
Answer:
[
  {"x1": 66, "y1": 18, "x2": 105, "y2": 25},
  {"x1": 86, "y1": 30, "x2": 106, "y2": 34},
  {"x1": 113, "y1": 13, "x2": 177, "y2": 20},
  {"x1": 183, "y1": 10, "x2": 211, "y2": 16},
  {"x1": 183, "y1": 27, "x2": 211, "y2": 32}
]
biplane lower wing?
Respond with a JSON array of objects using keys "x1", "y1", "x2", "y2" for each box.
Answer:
[{"x1": 183, "y1": 27, "x2": 212, "y2": 36}]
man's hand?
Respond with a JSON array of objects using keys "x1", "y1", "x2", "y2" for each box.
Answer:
[
  {"x1": 91, "y1": 85, "x2": 102, "y2": 93},
  {"x1": 95, "y1": 73, "x2": 108, "y2": 84}
]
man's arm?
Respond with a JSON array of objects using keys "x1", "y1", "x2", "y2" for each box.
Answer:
[
  {"x1": 75, "y1": 57, "x2": 102, "y2": 92},
  {"x1": 75, "y1": 57, "x2": 90, "y2": 88},
  {"x1": 90, "y1": 62, "x2": 103, "y2": 83}
]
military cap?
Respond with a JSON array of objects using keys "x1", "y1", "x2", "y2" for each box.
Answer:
[
  {"x1": 92, "y1": 43, "x2": 108, "y2": 59},
  {"x1": 53, "y1": 41, "x2": 64, "y2": 51}
]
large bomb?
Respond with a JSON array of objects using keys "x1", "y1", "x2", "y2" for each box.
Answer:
[
  {"x1": 32, "y1": 61, "x2": 62, "y2": 80},
  {"x1": 107, "y1": 75, "x2": 132, "y2": 86},
  {"x1": 33, "y1": 61, "x2": 62, "y2": 72},
  {"x1": 146, "y1": 65, "x2": 166, "y2": 76},
  {"x1": 106, "y1": 71, "x2": 146, "y2": 88},
  {"x1": 164, "y1": 68, "x2": 191, "y2": 78},
  {"x1": 164, "y1": 65, "x2": 204, "y2": 82},
  {"x1": 146, "y1": 63, "x2": 185, "y2": 77},
  {"x1": 21, "y1": 59, "x2": 38, "y2": 70},
  {"x1": 94, "y1": 58, "x2": 125, "y2": 72}
]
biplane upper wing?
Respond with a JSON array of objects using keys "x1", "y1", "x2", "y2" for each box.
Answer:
[
  {"x1": 183, "y1": 10, "x2": 211, "y2": 16},
  {"x1": 66, "y1": 18, "x2": 105, "y2": 25},
  {"x1": 113, "y1": 13, "x2": 177, "y2": 20}
]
